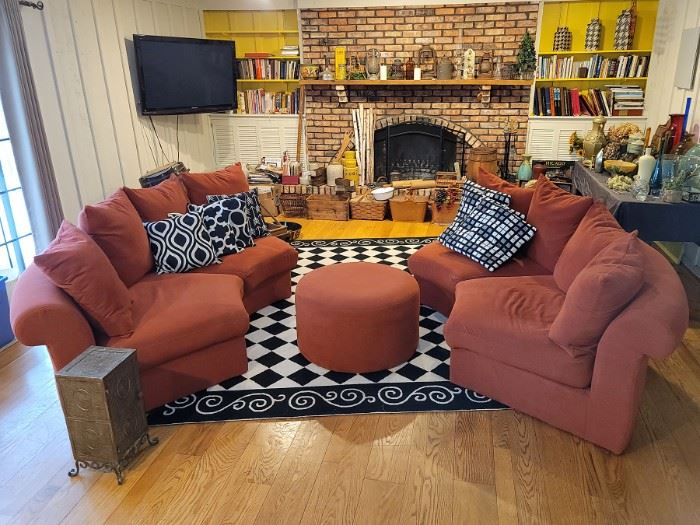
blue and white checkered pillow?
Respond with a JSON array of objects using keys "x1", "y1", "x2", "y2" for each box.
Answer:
[
  {"x1": 455, "y1": 180, "x2": 511, "y2": 224},
  {"x1": 440, "y1": 195, "x2": 536, "y2": 271}
]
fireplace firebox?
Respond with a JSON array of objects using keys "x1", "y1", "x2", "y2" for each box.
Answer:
[{"x1": 373, "y1": 116, "x2": 482, "y2": 183}]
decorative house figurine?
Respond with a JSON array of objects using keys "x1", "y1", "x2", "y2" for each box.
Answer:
[
  {"x1": 462, "y1": 48, "x2": 475, "y2": 79},
  {"x1": 553, "y1": 26, "x2": 572, "y2": 51},
  {"x1": 585, "y1": 18, "x2": 602, "y2": 50},
  {"x1": 614, "y1": 2, "x2": 637, "y2": 50}
]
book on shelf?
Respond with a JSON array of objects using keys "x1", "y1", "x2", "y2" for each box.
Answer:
[
  {"x1": 237, "y1": 89, "x2": 300, "y2": 115},
  {"x1": 532, "y1": 84, "x2": 645, "y2": 117},
  {"x1": 237, "y1": 58, "x2": 299, "y2": 80},
  {"x1": 537, "y1": 54, "x2": 649, "y2": 79}
]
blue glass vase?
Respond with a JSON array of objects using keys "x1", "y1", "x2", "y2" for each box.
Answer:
[
  {"x1": 517, "y1": 155, "x2": 533, "y2": 182},
  {"x1": 649, "y1": 157, "x2": 663, "y2": 196}
]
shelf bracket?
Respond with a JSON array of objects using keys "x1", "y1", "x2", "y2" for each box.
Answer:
[{"x1": 477, "y1": 85, "x2": 492, "y2": 104}]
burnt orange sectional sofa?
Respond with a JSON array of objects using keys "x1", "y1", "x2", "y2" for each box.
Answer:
[
  {"x1": 409, "y1": 171, "x2": 689, "y2": 453},
  {"x1": 10, "y1": 165, "x2": 297, "y2": 410}
]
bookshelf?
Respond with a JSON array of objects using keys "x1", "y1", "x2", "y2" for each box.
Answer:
[
  {"x1": 203, "y1": 9, "x2": 300, "y2": 115},
  {"x1": 532, "y1": 0, "x2": 658, "y2": 119}
]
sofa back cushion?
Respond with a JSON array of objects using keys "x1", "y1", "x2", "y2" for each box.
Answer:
[
  {"x1": 476, "y1": 168, "x2": 535, "y2": 216},
  {"x1": 123, "y1": 175, "x2": 189, "y2": 221},
  {"x1": 181, "y1": 163, "x2": 249, "y2": 205},
  {"x1": 526, "y1": 176, "x2": 593, "y2": 272},
  {"x1": 553, "y1": 202, "x2": 624, "y2": 291},
  {"x1": 78, "y1": 189, "x2": 153, "y2": 287},
  {"x1": 549, "y1": 231, "x2": 644, "y2": 356},
  {"x1": 34, "y1": 221, "x2": 133, "y2": 337}
]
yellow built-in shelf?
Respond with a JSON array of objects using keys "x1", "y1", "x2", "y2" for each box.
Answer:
[
  {"x1": 238, "y1": 79, "x2": 299, "y2": 83},
  {"x1": 536, "y1": 77, "x2": 648, "y2": 82},
  {"x1": 207, "y1": 30, "x2": 298, "y2": 35},
  {"x1": 538, "y1": 49, "x2": 652, "y2": 56}
]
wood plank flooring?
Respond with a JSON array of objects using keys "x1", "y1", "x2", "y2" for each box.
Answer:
[{"x1": 1, "y1": 219, "x2": 699, "y2": 524}]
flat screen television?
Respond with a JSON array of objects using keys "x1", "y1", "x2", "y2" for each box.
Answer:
[{"x1": 133, "y1": 35, "x2": 236, "y2": 115}]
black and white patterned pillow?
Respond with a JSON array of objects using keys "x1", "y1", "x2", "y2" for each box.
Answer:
[
  {"x1": 440, "y1": 195, "x2": 536, "y2": 271},
  {"x1": 455, "y1": 180, "x2": 512, "y2": 224},
  {"x1": 207, "y1": 189, "x2": 269, "y2": 239},
  {"x1": 144, "y1": 212, "x2": 220, "y2": 274},
  {"x1": 186, "y1": 196, "x2": 255, "y2": 257}
]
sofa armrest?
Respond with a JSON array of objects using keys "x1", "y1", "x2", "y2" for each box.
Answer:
[{"x1": 10, "y1": 264, "x2": 95, "y2": 370}]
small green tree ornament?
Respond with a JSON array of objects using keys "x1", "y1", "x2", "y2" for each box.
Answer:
[{"x1": 517, "y1": 30, "x2": 536, "y2": 78}]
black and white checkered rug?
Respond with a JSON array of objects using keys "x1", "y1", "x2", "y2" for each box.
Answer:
[{"x1": 148, "y1": 237, "x2": 505, "y2": 425}]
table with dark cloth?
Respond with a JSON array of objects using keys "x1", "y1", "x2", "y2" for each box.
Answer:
[{"x1": 572, "y1": 161, "x2": 700, "y2": 243}]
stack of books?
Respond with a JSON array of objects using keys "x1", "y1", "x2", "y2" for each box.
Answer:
[
  {"x1": 280, "y1": 45, "x2": 299, "y2": 57},
  {"x1": 608, "y1": 85, "x2": 645, "y2": 116},
  {"x1": 237, "y1": 89, "x2": 300, "y2": 114},
  {"x1": 532, "y1": 85, "x2": 645, "y2": 117}
]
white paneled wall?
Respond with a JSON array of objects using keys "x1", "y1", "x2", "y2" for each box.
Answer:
[{"x1": 20, "y1": 0, "x2": 215, "y2": 222}]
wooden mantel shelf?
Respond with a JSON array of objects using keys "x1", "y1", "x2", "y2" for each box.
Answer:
[{"x1": 299, "y1": 79, "x2": 532, "y2": 87}]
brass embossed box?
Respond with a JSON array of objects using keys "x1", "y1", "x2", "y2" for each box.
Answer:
[{"x1": 55, "y1": 346, "x2": 157, "y2": 484}]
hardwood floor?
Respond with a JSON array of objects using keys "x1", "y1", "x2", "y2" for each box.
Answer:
[{"x1": 1, "y1": 219, "x2": 699, "y2": 524}]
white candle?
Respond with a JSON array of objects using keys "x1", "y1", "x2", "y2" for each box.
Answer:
[
  {"x1": 379, "y1": 65, "x2": 388, "y2": 80},
  {"x1": 414, "y1": 67, "x2": 422, "y2": 80}
]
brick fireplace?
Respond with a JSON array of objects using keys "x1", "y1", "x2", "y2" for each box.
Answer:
[{"x1": 300, "y1": 2, "x2": 538, "y2": 167}]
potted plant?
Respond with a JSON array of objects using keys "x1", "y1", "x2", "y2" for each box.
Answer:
[
  {"x1": 662, "y1": 175, "x2": 685, "y2": 203},
  {"x1": 517, "y1": 30, "x2": 536, "y2": 80}
]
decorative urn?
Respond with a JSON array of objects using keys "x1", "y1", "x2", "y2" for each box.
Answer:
[{"x1": 583, "y1": 116, "x2": 607, "y2": 167}]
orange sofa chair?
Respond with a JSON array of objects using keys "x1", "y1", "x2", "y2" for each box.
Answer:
[
  {"x1": 10, "y1": 165, "x2": 298, "y2": 410},
  {"x1": 408, "y1": 174, "x2": 689, "y2": 453}
]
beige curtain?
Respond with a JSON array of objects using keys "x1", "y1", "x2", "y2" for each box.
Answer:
[{"x1": 0, "y1": 0, "x2": 62, "y2": 249}]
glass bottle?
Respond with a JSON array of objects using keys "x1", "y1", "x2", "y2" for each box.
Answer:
[{"x1": 405, "y1": 56, "x2": 415, "y2": 80}]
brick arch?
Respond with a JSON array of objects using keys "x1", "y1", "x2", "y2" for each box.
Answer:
[{"x1": 374, "y1": 114, "x2": 483, "y2": 148}]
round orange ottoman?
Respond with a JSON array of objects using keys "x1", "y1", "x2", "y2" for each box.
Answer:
[{"x1": 295, "y1": 262, "x2": 420, "y2": 373}]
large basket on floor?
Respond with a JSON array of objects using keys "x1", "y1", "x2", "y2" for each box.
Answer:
[
  {"x1": 280, "y1": 193, "x2": 308, "y2": 218},
  {"x1": 350, "y1": 195, "x2": 387, "y2": 220},
  {"x1": 306, "y1": 194, "x2": 349, "y2": 221},
  {"x1": 389, "y1": 195, "x2": 429, "y2": 222}
]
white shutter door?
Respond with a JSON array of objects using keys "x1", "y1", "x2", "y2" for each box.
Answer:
[
  {"x1": 259, "y1": 121, "x2": 284, "y2": 158},
  {"x1": 210, "y1": 117, "x2": 237, "y2": 168},
  {"x1": 527, "y1": 127, "x2": 556, "y2": 160},
  {"x1": 234, "y1": 122, "x2": 261, "y2": 165}
]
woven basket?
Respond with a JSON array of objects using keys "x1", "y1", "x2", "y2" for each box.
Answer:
[
  {"x1": 350, "y1": 194, "x2": 387, "y2": 220},
  {"x1": 389, "y1": 195, "x2": 428, "y2": 222},
  {"x1": 280, "y1": 193, "x2": 308, "y2": 218},
  {"x1": 306, "y1": 194, "x2": 349, "y2": 221}
]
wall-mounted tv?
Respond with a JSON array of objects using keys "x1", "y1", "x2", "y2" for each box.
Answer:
[{"x1": 133, "y1": 35, "x2": 236, "y2": 115}]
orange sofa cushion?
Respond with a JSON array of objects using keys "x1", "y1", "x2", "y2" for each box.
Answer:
[
  {"x1": 78, "y1": 189, "x2": 153, "y2": 287},
  {"x1": 553, "y1": 202, "x2": 624, "y2": 291},
  {"x1": 445, "y1": 275, "x2": 594, "y2": 388},
  {"x1": 526, "y1": 176, "x2": 593, "y2": 272},
  {"x1": 102, "y1": 273, "x2": 248, "y2": 370},
  {"x1": 476, "y1": 168, "x2": 535, "y2": 216},
  {"x1": 123, "y1": 175, "x2": 189, "y2": 221},
  {"x1": 34, "y1": 221, "x2": 133, "y2": 337},
  {"x1": 192, "y1": 236, "x2": 297, "y2": 291},
  {"x1": 180, "y1": 164, "x2": 249, "y2": 205},
  {"x1": 550, "y1": 232, "x2": 644, "y2": 357},
  {"x1": 408, "y1": 240, "x2": 549, "y2": 296}
]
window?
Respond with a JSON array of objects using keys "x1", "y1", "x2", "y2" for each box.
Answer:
[{"x1": 0, "y1": 96, "x2": 35, "y2": 273}]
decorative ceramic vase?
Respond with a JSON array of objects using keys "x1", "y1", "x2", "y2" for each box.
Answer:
[
  {"x1": 366, "y1": 49, "x2": 381, "y2": 80},
  {"x1": 585, "y1": 18, "x2": 602, "y2": 51},
  {"x1": 614, "y1": 2, "x2": 637, "y2": 50},
  {"x1": 553, "y1": 26, "x2": 572, "y2": 51},
  {"x1": 517, "y1": 155, "x2": 533, "y2": 182},
  {"x1": 583, "y1": 116, "x2": 607, "y2": 166}
]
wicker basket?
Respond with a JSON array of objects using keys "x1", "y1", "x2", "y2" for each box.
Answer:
[
  {"x1": 430, "y1": 202, "x2": 459, "y2": 224},
  {"x1": 389, "y1": 195, "x2": 429, "y2": 222},
  {"x1": 280, "y1": 193, "x2": 308, "y2": 218},
  {"x1": 306, "y1": 194, "x2": 349, "y2": 221},
  {"x1": 350, "y1": 194, "x2": 387, "y2": 220}
]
